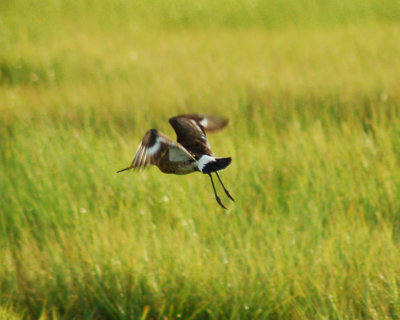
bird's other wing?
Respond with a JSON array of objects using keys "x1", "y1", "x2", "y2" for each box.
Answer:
[
  {"x1": 117, "y1": 129, "x2": 194, "y2": 172},
  {"x1": 168, "y1": 114, "x2": 228, "y2": 158}
]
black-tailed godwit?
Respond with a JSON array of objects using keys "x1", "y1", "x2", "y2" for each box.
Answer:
[{"x1": 117, "y1": 114, "x2": 234, "y2": 208}]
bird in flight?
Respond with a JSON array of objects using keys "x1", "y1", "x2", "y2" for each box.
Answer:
[{"x1": 117, "y1": 114, "x2": 234, "y2": 209}]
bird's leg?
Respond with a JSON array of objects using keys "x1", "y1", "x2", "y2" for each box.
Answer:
[
  {"x1": 215, "y1": 172, "x2": 235, "y2": 202},
  {"x1": 208, "y1": 173, "x2": 227, "y2": 209}
]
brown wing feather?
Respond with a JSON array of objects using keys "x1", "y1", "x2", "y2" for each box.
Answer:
[
  {"x1": 117, "y1": 129, "x2": 194, "y2": 172},
  {"x1": 169, "y1": 114, "x2": 228, "y2": 158},
  {"x1": 197, "y1": 114, "x2": 229, "y2": 132}
]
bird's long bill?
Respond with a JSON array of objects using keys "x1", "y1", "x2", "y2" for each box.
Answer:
[{"x1": 116, "y1": 167, "x2": 131, "y2": 173}]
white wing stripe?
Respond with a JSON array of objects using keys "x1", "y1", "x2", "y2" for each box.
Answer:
[
  {"x1": 147, "y1": 137, "x2": 162, "y2": 156},
  {"x1": 200, "y1": 118, "x2": 208, "y2": 128}
]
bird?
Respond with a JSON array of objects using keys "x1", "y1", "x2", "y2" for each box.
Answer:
[{"x1": 117, "y1": 114, "x2": 234, "y2": 209}]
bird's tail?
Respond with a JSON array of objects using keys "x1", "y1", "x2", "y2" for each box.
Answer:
[{"x1": 198, "y1": 155, "x2": 232, "y2": 174}]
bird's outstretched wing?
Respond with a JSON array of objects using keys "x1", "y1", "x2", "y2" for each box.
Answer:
[
  {"x1": 117, "y1": 129, "x2": 194, "y2": 172},
  {"x1": 168, "y1": 114, "x2": 228, "y2": 158}
]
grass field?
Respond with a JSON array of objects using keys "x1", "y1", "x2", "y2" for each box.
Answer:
[{"x1": 1, "y1": 0, "x2": 400, "y2": 318}]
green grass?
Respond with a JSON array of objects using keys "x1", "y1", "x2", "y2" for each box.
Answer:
[{"x1": 1, "y1": 0, "x2": 400, "y2": 318}]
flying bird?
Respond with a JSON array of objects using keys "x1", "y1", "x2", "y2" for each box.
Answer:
[{"x1": 117, "y1": 114, "x2": 234, "y2": 209}]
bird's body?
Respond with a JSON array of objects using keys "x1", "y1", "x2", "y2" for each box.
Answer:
[
  {"x1": 157, "y1": 151, "x2": 197, "y2": 175},
  {"x1": 118, "y1": 114, "x2": 234, "y2": 208}
]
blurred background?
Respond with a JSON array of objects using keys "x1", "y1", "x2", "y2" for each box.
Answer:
[{"x1": 1, "y1": 0, "x2": 400, "y2": 319}]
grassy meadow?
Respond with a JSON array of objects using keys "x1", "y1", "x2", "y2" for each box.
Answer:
[{"x1": 2, "y1": 0, "x2": 400, "y2": 318}]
